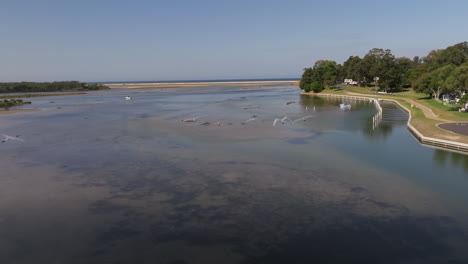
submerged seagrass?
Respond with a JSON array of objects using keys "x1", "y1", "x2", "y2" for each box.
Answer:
[{"x1": 0, "y1": 85, "x2": 467, "y2": 264}]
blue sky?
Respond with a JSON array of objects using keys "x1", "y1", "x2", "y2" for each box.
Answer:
[{"x1": 1, "y1": 0, "x2": 467, "y2": 82}]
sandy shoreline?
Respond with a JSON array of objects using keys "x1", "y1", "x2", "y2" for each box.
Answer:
[
  {"x1": 105, "y1": 80, "x2": 299, "y2": 89},
  {"x1": 0, "y1": 109, "x2": 39, "y2": 115}
]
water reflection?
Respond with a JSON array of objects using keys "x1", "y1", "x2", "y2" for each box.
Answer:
[{"x1": 433, "y1": 149, "x2": 468, "y2": 172}]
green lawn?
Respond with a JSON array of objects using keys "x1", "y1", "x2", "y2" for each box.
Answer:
[
  {"x1": 416, "y1": 99, "x2": 467, "y2": 121},
  {"x1": 342, "y1": 85, "x2": 428, "y2": 99},
  {"x1": 342, "y1": 85, "x2": 375, "y2": 95}
]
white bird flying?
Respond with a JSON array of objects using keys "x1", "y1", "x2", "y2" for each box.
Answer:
[
  {"x1": 273, "y1": 116, "x2": 291, "y2": 127},
  {"x1": 245, "y1": 117, "x2": 256, "y2": 123},
  {"x1": 182, "y1": 116, "x2": 202, "y2": 122},
  {"x1": 243, "y1": 106, "x2": 260, "y2": 110},
  {"x1": 1, "y1": 134, "x2": 24, "y2": 143},
  {"x1": 293, "y1": 115, "x2": 315, "y2": 123}
]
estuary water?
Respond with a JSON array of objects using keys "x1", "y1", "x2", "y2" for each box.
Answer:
[{"x1": 1, "y1": 85, "x2": 467, "y2": 264}]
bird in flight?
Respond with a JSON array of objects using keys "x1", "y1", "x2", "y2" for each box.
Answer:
[
  {"x1": 273, "y1": 116, "x2": 291, "y2": 127},
  {"x1": 245, "y1": 115, "x2": 256, "y2": 123},
  {"x1": 293, "y1": 115, "x2": 315, "y2": 123},
  {"x1": 182, "y1": 116, "x2": 202, "y2": 122},
  {"x1": 1, "y1": 134, "x2": 24, "y2": 143}
]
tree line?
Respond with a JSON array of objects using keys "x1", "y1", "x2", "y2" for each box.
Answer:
[
  {"x1": 0, "y1": 81, "x2": 109, "y2": 93},
  {"x1": 300, "y1": 41, "x2": 468, "y2": 99}
]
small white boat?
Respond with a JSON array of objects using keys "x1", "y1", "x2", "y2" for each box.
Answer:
[
  {"x1": 339, "y1": 103, "x2": 351, "y2": 110},
  {"x1": 125, "y1": 96, "x2": 132, "y2": 100}
]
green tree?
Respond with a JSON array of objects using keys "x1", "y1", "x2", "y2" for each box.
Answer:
[
  {"x1": 459, "y1": 93, "x2": 468, "y2": 107},
  {"x1": 299, "y1": 68, "x2": 314, "y2": 90},
  {"x1": 459, "y1": 93, "x2": 468, "y2": 114},
  {"x1": 310, "y1": 81, "x2": 324, "y2": 93},
  {"x1": 445, "y1": 63, "x2": 468, "y2": 96},
  {"x1": 413, "y1": 64, "x2": 456, "y2": 99},
  {"x1": 411, "y1": 42, "x2": 468, "y2": 84},
  {"x1": 396, "y1": 57, "x2": 416, "y2": 86},
  {"x1": 343, "y1": 56, "x2": 363, "y2": 86},
  {"x1": 299, "y1": 60, "x2": 340, "y2": 92}
]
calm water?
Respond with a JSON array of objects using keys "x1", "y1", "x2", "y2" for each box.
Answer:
[{"x1": 1, "y1": 86, "x2": 467, "y2": 264}]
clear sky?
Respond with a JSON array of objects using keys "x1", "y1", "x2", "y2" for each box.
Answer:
[{"x1": 1, "y1": 0, "x2": 467, "y2": 82}]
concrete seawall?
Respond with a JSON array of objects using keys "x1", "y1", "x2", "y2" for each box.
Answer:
[{"x1": 308, "y1": 93, "x2": 468, "y2": 154}]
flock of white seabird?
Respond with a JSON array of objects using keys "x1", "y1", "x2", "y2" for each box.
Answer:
[
  {"x1": 179, "y1": 111, "x2": 316, "y2": 127},
  {"x1": 180, "y1": 114, "x2": 316, "y2": 127},
  {"x1": 1, "y1": 134, "x2": 24, "y2": 143},
  {"x1": 178, "y1": 99, "x2": 319, "y2": 127}
]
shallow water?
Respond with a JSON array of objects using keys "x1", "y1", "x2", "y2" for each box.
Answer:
[{"x1": 1, "y1": 86, "x2": 467, "y2": 264}]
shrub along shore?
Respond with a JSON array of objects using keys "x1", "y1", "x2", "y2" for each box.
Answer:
[
  {"x1": 0, "y1": 81, "x2": 109, "y2": 93},
  {"x1": 0, "y1": 99, "x2": 31, "y2": 108}
]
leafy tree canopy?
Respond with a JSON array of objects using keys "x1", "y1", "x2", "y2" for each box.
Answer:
[
  {"x1": 300, "y1": 41, "x2": 467, "y2": 96},
  {"x1": 300, "y1": 60, "x2": 339, "y2": 92}
]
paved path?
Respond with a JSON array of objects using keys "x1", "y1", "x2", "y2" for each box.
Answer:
[{"x1": 400, "y1": 98, "x2": 449, "y2": 122}]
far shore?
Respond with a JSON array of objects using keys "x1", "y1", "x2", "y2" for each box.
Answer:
[
  {"x1": 105, "y1": 80, "x2": 299, "y2": 89},
  {"x1": 0, "y1": 109, "x2": 39, "y2": 115}
]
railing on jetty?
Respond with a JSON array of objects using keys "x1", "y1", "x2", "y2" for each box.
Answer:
[
  {"x1": 315, "y1": 93, "x2": 468, "y2": 154},
  {"x1": 371, "y1": 99, "x2": 383, "y2": 130}
]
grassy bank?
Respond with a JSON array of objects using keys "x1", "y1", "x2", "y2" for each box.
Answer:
[
  {"x1": 0, "y1": 92, "x2": 86, "y2": 99},
  {"x1": 0, "y1": 81, "x2": 108, "y2": 93},
  {"x1": 0, "y1": 99, "x2": 31, "y2": 108}
]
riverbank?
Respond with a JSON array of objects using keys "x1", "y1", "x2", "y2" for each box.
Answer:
[
  {"x1": 0, "y1": 99, "x2": 31, "y2": 108},
  {"x1": 105, "y1": 80, "x2": 298, "y2": 89},
  {"x1": 0, "y1": 92, "x2": 86, "y2": 99},
  {"x1": 0, "y1": 93, "x2": 88, "y2": 115},
  {"x1": 0, "y1": 81, "x2": 108, "y2": 93},
  {"x1": 301, "y1": 90, "x2": 468, "y2": 153},
  {"x1": 0, "y1": 109, "x2": 39, "y2": 115}
]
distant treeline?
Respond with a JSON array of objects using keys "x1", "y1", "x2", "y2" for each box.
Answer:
[
  {"x1": 0, "y1": 81, "x2": 109, "y2": 93},
  {"x1": 300, "y1": 41, "x2": 468, "y2": 98}
]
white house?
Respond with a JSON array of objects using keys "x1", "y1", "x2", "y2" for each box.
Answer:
[{"x1": 344, "y1": 79, "x2": 358, "y2": 85}]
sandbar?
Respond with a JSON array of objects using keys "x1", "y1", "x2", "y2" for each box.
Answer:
[
  {"x1": 105, "y1": 80, "x2": 298, "y2": 89},
  {"x1": 0, "y1": 109, "x2": 39, "y2": 115}
]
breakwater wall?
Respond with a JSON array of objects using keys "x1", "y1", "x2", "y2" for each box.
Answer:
[{"x1": 311, "y1": 93, "x2": 468, "y2": 154}]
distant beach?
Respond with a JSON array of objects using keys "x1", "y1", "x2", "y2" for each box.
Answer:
[
  {"x1": 104, "y1": 80, "x2": 299, "y2": 89},
  {"x1": 0, "y1": 109, "x2": 38, "y2": 114}
]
